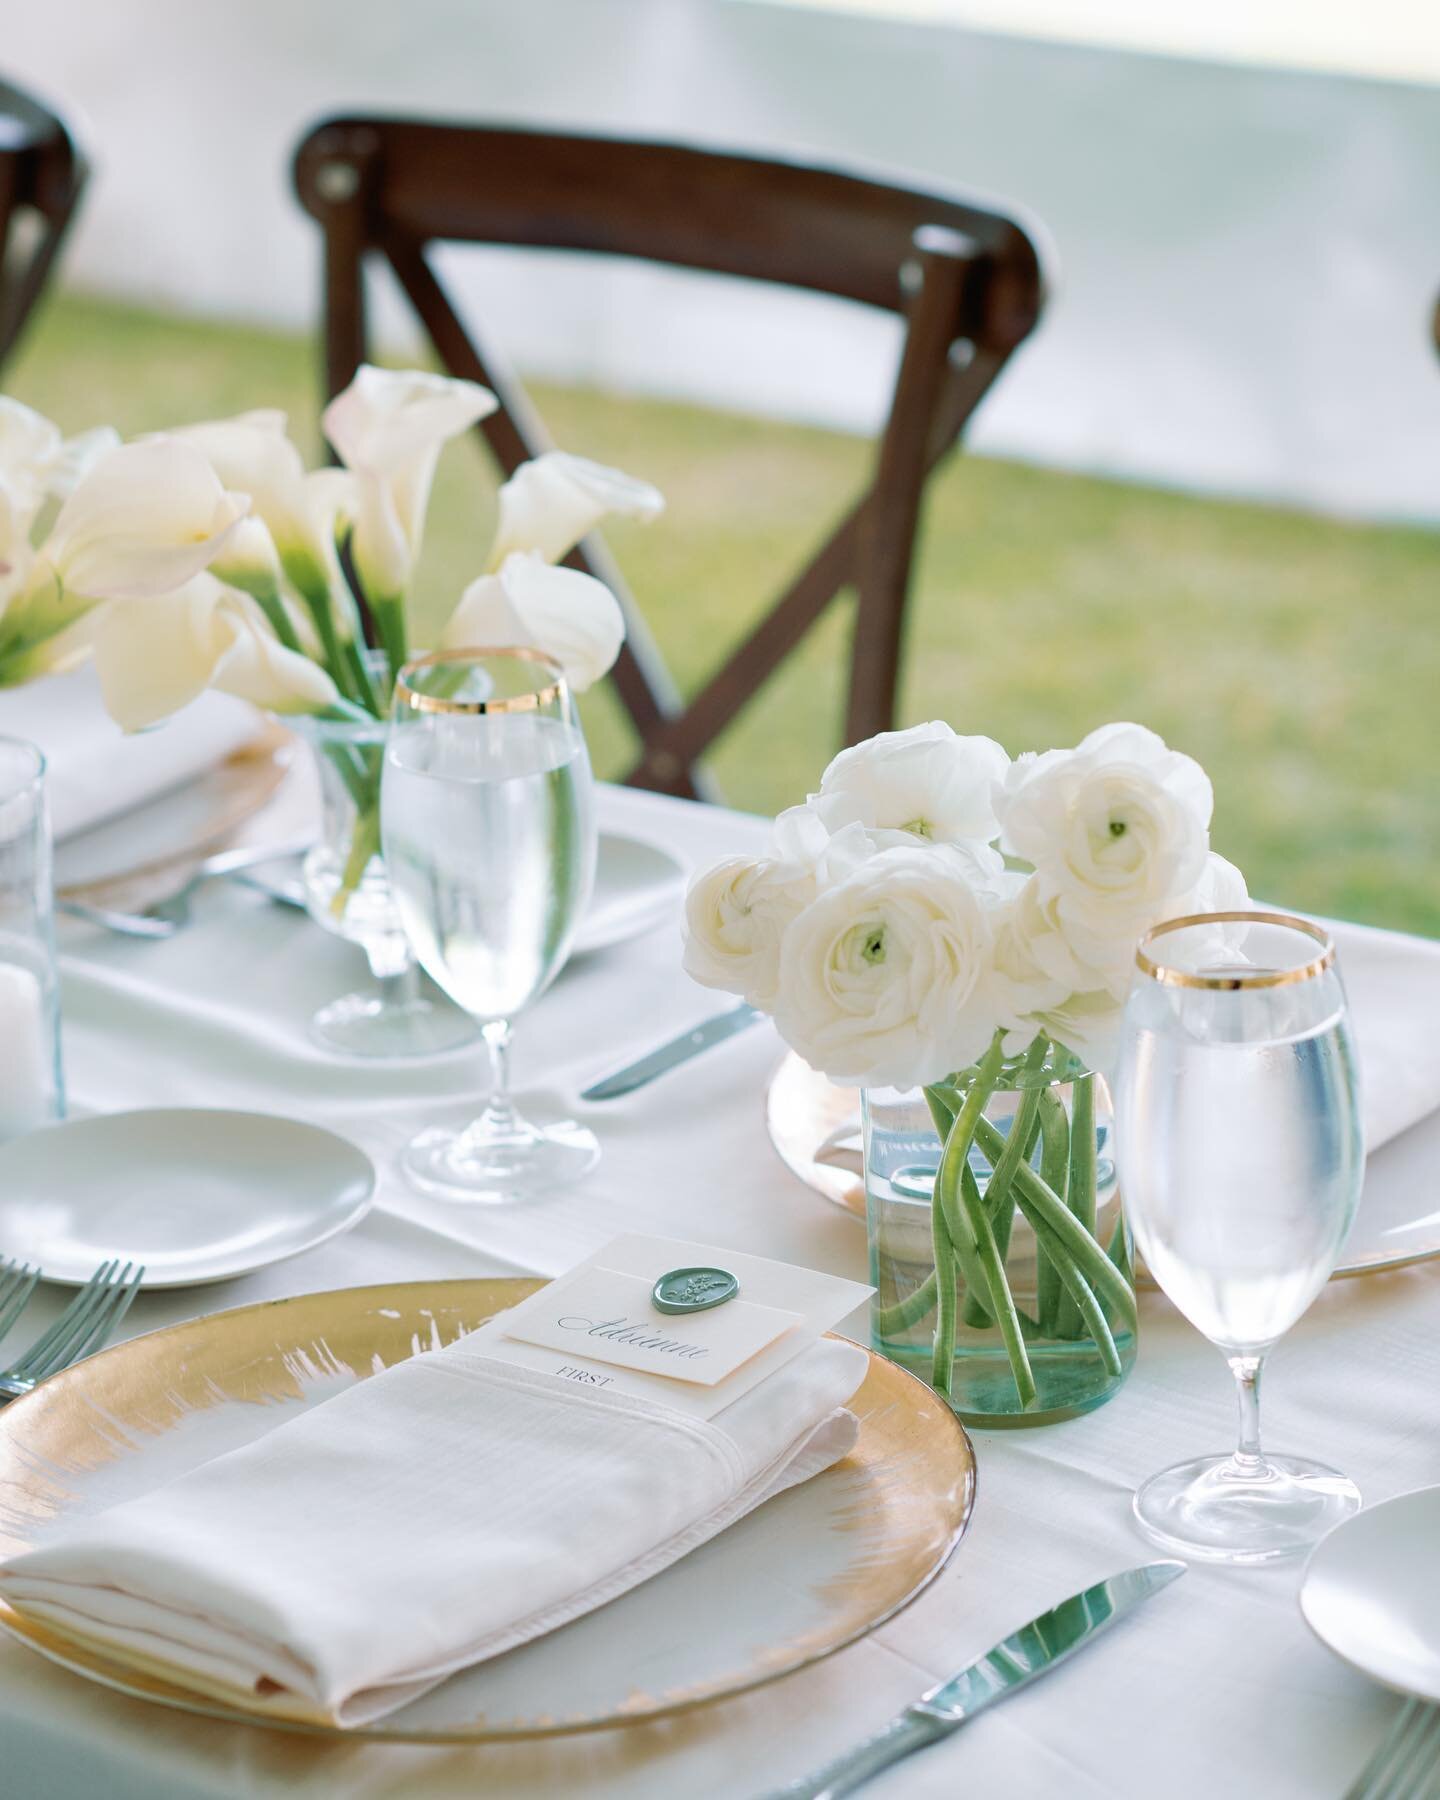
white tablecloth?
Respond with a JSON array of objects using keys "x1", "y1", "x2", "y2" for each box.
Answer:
[{"x1": 5, "y1": 782, "x2": 1438, "y2": 1800}]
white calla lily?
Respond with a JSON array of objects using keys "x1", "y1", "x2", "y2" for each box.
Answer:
[
  {"x1": 160, "y1": 412, "x2": 354, "y2": 606},
  {"x1": 35, "y1": 439, "x2": 249, "y2": 604},
  {"x1": 442, "y1": 552, "x2": 624, "y2": 692},
  {"x1": 86, "y1": 574, "x2": 338, "y2": 731},
  {"x1": 0, "y1": 401, "x2": 120, "y2": 611},
  {"x1": 322, "y1": 367, "x2": 496, "y2": 647},
  {"x1": 489, "y1": 452, "x2": 664, "y2": 569}
]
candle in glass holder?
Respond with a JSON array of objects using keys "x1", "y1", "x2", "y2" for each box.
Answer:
[{"x1": 0, "y1": 962, "x2": 52, "y2": 1140}]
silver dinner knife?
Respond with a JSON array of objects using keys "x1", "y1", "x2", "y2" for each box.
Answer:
[
  {"x1": 580, "y1": 1002, "x2": 764, "y2": 1100},
  {"x1": 768, "y1": 1560, "x2": 1186, "y2": 1799}
]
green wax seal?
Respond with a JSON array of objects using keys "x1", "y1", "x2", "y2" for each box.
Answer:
[{"x1": 651, "y1": 1267, "x2": 739, "y2": 1315}]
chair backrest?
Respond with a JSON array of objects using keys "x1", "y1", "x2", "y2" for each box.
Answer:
[
  {"x1": 293, "y1": 118, "x2": 1046, "y2": 797},
  {"x1": 0, "y1": 80, "x2": 86, "y2": 375}
]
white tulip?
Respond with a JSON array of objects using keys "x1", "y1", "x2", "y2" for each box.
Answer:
[
  {"x1": 322, "y1": 366, "x2": 496, "y2": 608},
  {"x1": 443, "y1": 551, "x2": 624, "y2": 692},
  {"x1": 999, "y1": 723, "x2": 1212, "y2": 941},
  {"x1": 814, "y1": 721, "x2": 1009, "y2": 847},
  {"x1": 772, "y1": 846, "x2": 999, "y2": 1090},
  {"x1": 489, "y1": 452, "x2": 664, "y2": 569},
  {"x1": 32, "y1": 439, "x2": 249, "y2": 606},
  {"x1": 86, "y1": 574, "x2": 338, "y2": 731}
]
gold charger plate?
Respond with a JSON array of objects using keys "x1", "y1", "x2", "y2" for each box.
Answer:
[
  {"x1": 0, "y1": 1278, "x2": 976, "y2": 1742},
  {"x1": 54, "y1": 722, "x2": 294, "y2": 912},
  {"x1": 765, "y1": 1050, "x2": 1440, "y2": 1281}
]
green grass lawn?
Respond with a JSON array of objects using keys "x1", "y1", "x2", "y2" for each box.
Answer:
[{"x1": 9, "y1": 292, "x2": 1439, "y2": 935}]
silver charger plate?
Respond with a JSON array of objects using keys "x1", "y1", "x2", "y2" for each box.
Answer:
[{"x1": 0, "y1": 1109, "x2": 376, "y2": 1288}]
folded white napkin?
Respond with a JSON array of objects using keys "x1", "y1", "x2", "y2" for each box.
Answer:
[
  {"x1": 0, "y1": 1333, "x2": 867, "y2": 1727},
  {"x1": 0, "y1": 667, "x2": 260, "y2": 842},
  {"x1": 1330, "y1": 917, "x2": 1440, "y2": 1152}
]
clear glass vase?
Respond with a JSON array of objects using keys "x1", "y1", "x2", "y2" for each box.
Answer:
[
  {"x1": 0, "y1": 737, "x2": 63, "y2": 1140},
  {"x1": 864, "y1": 1050, "x2": 1137, "y2": 1427},
  {"x1": 290, "y1": 710, "x2": 476, "y2": 1059}
]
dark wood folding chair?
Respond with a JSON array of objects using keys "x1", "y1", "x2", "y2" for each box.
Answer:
[
  {"x1": 0, "y1": 79, "x2": 86, "y2": 376},
  {"x1": 293, "y1": 119, "x2": 1045, "y2": 797}
]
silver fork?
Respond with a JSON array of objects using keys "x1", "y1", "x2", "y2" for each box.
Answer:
[
  {"x1": 0, "y1": 1258, "x2": 41, "y2": 1347},
  {"x1": 0, "y1": 1260, "x2": 144, "y2": 1403},
  {"x1": 1347, "y1": 1698, "x2": 1440, "y2": 1799}
]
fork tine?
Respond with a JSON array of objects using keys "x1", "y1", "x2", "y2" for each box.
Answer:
[
  {"x1": 1349, "y1": 1700, "x2": 1423, "y2": 1800},
  {"x1": 9, "y1": 1261, "x2": 118, "y2": 1381},
  {"x1": 0, "y1": 1264, "x2": 40, "y2": 1343},
  {"x1": 64, "y1": 1262, "x2": 144, "y2": 1367},
  {"x1": 1397, "y1": 1707, "x2": 1440, "y2": 1799},
  {"x1": 21, "y1": 1263, "x2": 130, "y2": 1384}
]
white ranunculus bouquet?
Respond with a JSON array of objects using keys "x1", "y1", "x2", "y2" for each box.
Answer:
[
  {"x1": 683, "y1": 720, "x2": 1244, "y2": 1414},
  {"x1": 0, "y1": 373, "x2": 662, "y2": 907},
  {"x1": 684, "y1": 718, "x2": 1243, "y2": 1084}
]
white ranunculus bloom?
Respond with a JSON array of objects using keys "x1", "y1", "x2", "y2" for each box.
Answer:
[
  {"x1": 442, "y1": 552, "x2": 624, "y2": 692},
  {"x1": 813, "y1": 721, "x2": 1010, "y2": 847},
  {"x1": 682, "y1": 855, "x2": 813, "y2": 1010},
  {"x1": 86, "y1": 574, "x2": 338, "y2": 730},
  {"x1": 322, "y1": 366, "x2": 496, "y2": 604},
  {"x1": 772, "y1": 845, "x2": 999, "y2": 1089},
  {"x1": 999, "y1": 722, "x2": 1212, "y2": 939},
  {"x1": 37, "y1": 440, "x2": 250, "y2": 604},
  {"x1": 489, "y1": 452, "x2": 664, "y2": 570}
]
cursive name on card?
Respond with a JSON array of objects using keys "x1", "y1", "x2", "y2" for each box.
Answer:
[{"x1": 503, "y1": 1269, "x2": 804, "y2": 1386}]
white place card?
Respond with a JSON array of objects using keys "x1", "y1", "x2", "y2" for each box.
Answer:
[
  {"x1": 503, "y1": 1267, "x2": 804, "y2": 1386},
  {"x1": 466, "y1": 1232, "x2": 873, "y2": 1418}
]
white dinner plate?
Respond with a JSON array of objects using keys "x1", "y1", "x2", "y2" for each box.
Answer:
[
  {"x1": 576, "y1": 831, "x2": 688, "y2": 955},
  {"x1": 0, "y1": 1110, "x2": 376, "y2": 1289},
  {"x1": 54, "y1": 726, "x2": 293, "y2": 902},
  {"x1": 1300, "y1": 1487, "x2": 1440, "y2": 1701},
  {"x1": 240, "y1": 831, "x2": 687, "y2": 959}
]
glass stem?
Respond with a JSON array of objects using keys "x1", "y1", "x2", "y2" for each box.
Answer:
[
  {"x1": 1228, "y1": 1352, "x2": 1267, "y2": 1474},
  {"x1": 478, "y1": 1019, "x2": 521, "y2": 1137}
]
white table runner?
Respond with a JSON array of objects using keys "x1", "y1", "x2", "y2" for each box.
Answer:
[{"x1": 3, "y1": 781, "x2": 1438, "y2": 1798}]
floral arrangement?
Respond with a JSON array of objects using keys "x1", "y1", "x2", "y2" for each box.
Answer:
[
  {"x1": 684, "y1": 720, "x2": 1244, "y2": 1409},
  {"x1": 0, "y1": 372, "x2": 661, "y2": 899}
]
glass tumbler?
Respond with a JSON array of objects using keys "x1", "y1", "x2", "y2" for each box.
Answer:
[{"x1": 0, "y1": 737, "x2": 63, "y2": 1140}]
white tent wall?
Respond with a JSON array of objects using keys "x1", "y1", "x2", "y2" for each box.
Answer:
[{"x1": 5, "y1": 0, "x2": 1440, "y2": 520}]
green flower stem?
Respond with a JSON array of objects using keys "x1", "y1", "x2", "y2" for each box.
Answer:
[
  {"x1": 1053, "y1": 1074, "x2": 1096, "y2": 1339},
  {"x1": 927, "y1": 1036, "x2": 1006, "y2": 1379},
  {"x1": 341, "y1": 636, "x2": 385, "y2": 716},
  {"x1": 958, "y1": 1162, "x2": 1036, "y2": 1409},
  {"x1": 975, "y1": 1116, "x2": 1139, "y2": 1331},
  {"x1": 1026, "y1": 1209, "x2": 1123, "y2": 1377},
  {"x1": 1033, "y1": 1089, "x2": 1071, "y2": 1336},
  {"x1": 960, "y1": 1035, "x2": 1050, "y2": 1330},
  {"x1": 929, "y1": 1188, "x2": 958, "y2": 1396},
  {"x1": 370, "y1": 594, "x2": 409, "y2": 684},
  {"x1": 333, "y1": 799, "x2": 381, "y2": 918},
  {"x1": 873, "y1": 1270, "x2": 938, "y2": 1337}
]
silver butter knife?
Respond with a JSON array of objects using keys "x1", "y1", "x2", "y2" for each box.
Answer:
[
  {"x1": 580, "y1": 1002, "x2": 764, "y2": 1100},
  {"x1": 768, "y1": 1560, "x2": 1185, "y2": 1799}
]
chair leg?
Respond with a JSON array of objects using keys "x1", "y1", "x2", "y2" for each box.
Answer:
[{"x1": 845, "y1": 227, "x2": 983, "y2": 748}]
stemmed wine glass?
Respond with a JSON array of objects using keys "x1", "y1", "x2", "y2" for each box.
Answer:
[
  {"x1": 381, "y1": 647, "x2": 599, "y2": 1201},
  {"x1": 1115, "y1": 910, "x2": 1364, "y2": 1564}
]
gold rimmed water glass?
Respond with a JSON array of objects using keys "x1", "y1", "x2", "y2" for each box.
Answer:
[
  {"x1": 381, "y1": 648, "x2": 599, "y2": 1202},
  {"x1": 1115, "y1": 910, "x2": 1364, "y2": 1563}
]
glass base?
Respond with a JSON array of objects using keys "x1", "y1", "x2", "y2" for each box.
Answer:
[
  {"x1": 1133, "y1": 1451, "x2": 1361, "y2": 1564},
  {"x1": 877, "y1": 1332, "x2": 1135, "y2": 1428},
  {"x1": 402, "y1": 1118, "x2": 600, "y2": 1203},
  {"x1": 311, "y1": 991, "x2": 479, "y2": 1059}
]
